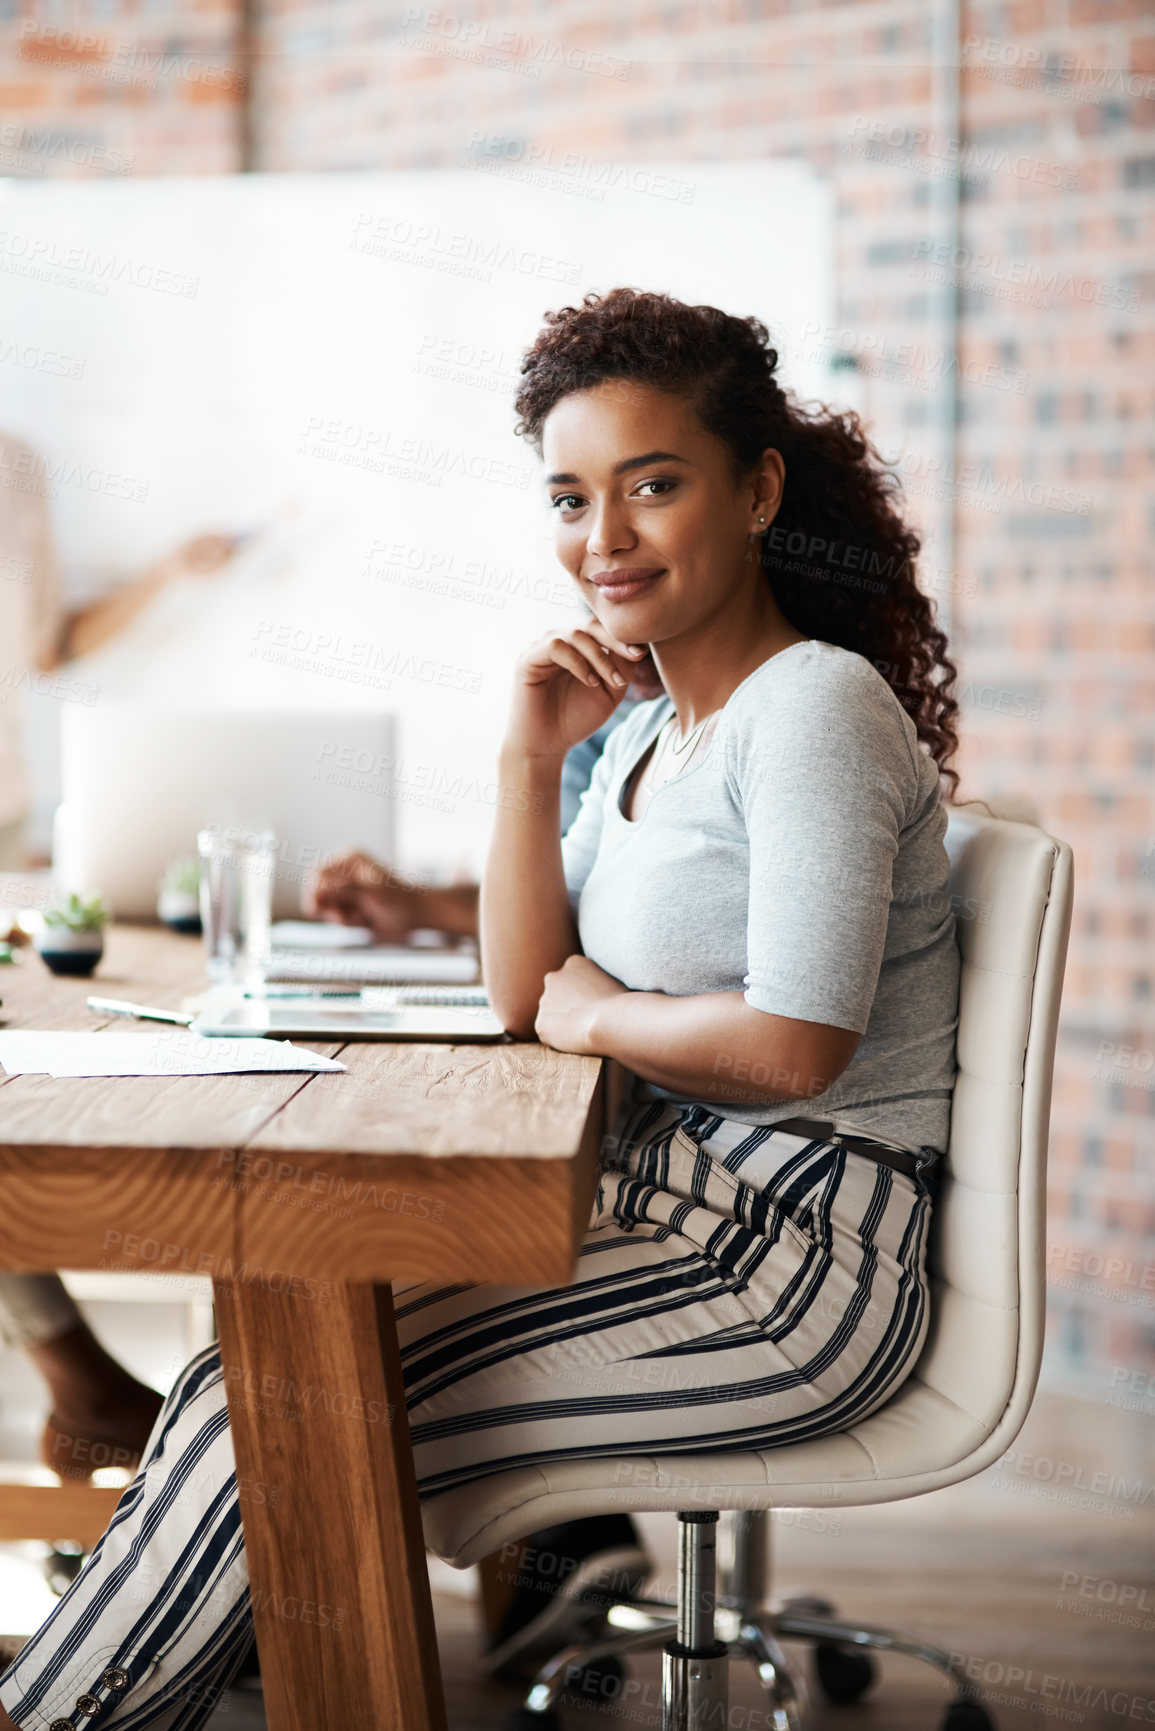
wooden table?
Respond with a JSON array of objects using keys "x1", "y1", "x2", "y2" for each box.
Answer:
[{"x1": 0, "y1": 926, "x2": 606, "y2": 1730}]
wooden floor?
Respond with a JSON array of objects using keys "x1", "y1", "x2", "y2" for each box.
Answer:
[{"x1": 213, "y1": 1388, "x2": 1155, "y2": 1731}]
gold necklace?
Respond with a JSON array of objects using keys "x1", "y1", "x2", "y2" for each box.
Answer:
[
  {"x1": 668, "y1": 715, "x2": 711, "y2": 758},
  {"x1": 655, "y1": 711, "x2": 715, "y2": 776}
]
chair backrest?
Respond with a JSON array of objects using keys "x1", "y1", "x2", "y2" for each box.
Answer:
[{"x1": 911, "y1": 800, "x2": 1074, "y2": 1449}]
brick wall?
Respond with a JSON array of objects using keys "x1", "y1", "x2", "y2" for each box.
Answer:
[
  {"x1": 2, "y1": 0, "x2": 1152, "y2": 1391},
  {"x1": 0, "y1": 0, "x2": 244, "y2": 177}
]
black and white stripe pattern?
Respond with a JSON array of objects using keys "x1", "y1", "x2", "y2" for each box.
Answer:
[
  {"x1": 1, "y1": 1351, "x2": 252, "y2": 1729},
  {"x1": 398, "y1": 1102, "x2": 932, "y2": 1491},
  {"x1": 0, "y1": 1103, "x2": 931, "y2": 1729}
]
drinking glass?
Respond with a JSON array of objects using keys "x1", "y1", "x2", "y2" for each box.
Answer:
[{"x1": 196, "y1": 827, "x2": 276, "y2": 989}]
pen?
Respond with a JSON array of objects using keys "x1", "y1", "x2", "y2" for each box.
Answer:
[{"x1": 87, "y1": 996, "x2": 195, "y2": 1026}]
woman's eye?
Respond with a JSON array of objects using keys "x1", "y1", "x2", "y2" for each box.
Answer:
[{"x1": 550, "y1": 479, "x2": 675, "y2": 511}]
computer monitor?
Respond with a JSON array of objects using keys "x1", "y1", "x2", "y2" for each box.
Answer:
[{"x1": 54, "y1": 705, "x2": 395, "y2": 919}]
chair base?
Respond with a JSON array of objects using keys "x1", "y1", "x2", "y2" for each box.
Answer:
[{"x1": 505, "y1": 1512, "x2": 997, "y2": 1731}]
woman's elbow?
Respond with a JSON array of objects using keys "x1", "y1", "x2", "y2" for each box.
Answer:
[
  {"x1": 734, "y1": 1010, "x2": 861, "y2": 1102},
  {"x1": 484, "y1": 981, "x2": 541, "y2": 1042},
  {"x1": 796, "y1": 1025, "x2": 861, "y2": 1096}
]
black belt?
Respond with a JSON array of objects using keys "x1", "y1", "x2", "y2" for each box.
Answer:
[{"x1": 768, "y1": 1116, "x2": 940, "y2": 1184}]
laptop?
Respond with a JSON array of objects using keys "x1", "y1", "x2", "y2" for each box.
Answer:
[
  {"x1": 55, "y1": 706, "x2": 395, "y2": 919},
  {"x1": 190, "y1": 985, "x2": 506, "y2": 1042}
]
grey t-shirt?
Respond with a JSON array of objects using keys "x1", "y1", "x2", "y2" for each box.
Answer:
[{"x1": 561, "y1": 638, "x2": 961, "y2": 1152}]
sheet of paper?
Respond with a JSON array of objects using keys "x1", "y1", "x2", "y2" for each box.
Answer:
[{"x1": 0, "y1": 1031, "x2": 346, "y2": 1078}]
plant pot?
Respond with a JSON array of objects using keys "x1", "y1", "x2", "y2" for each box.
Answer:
[
  {"x1": 157, "y1": 888, "x2": 202, "y2": 936},
  {"x1": 35, "y1": 926, "x2": 105, "y2": 977}
]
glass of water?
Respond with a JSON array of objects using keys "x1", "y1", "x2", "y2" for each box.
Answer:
[{"x1": 196, "y1": 827, "x2": 276, "y2": 990}]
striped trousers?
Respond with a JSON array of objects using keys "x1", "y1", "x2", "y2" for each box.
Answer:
[{"x1": 0, "y1": 1101, "x2": 933, "y2": 1729}]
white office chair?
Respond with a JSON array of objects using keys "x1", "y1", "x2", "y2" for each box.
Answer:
[{"x1": 422, "y1": 801, "x2": 1074, "y2": 1730}]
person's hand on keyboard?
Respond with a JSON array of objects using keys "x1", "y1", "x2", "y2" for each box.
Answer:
[
  {"x1": 304, "y1": 850, "x2": 422, "y2": 941},
  {"x1": 303, "y1": 851, "x2": 481, "y2": 942}
]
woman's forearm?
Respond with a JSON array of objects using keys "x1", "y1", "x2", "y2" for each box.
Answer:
[
  {"x1": 589, "y1": 989, "x2": 858, "y2": 1110},
  {"x1": 480, "y1": 747, "x2": 581, "y2": 1036}
]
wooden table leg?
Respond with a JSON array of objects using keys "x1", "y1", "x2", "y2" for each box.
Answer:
[{"x1": 214, "y1": 1277, "x2": 447, "y2": 1731}]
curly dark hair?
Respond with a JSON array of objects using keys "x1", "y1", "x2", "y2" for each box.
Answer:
[{"x1": 514, "y1": 287, "x2": 960, "y2": 798}]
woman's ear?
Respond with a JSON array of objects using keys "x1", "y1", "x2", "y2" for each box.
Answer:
[{"x1": 752, "y1": 447, "x2": 786, "y2": 530}]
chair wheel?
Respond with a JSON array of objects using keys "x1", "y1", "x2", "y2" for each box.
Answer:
[
  {"x1": 942, "y1": 1701, "x2": 996, "y2": 1731},
  {"x1": 814, "y1": 1641, "x2": 876, "y2": 1703},
  {"x1": 506, "y1": 1713, "x2": 561, "y2": 1731},
  {"x1": 562, "y1": 1654, "x2": 626, "y2": 1703},
  {"x1": 43, "y1": 1544, "x2": 85, "y2": 1597}
]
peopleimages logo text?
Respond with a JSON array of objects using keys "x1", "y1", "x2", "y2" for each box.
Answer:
[{"x1": 911, "y1": 238, "x2": 1138, "y2": 313}]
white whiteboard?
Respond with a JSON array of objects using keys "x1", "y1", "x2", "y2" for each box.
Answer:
[{"x1": 0, "y1": 163, "x2": 834, "y2": 874}]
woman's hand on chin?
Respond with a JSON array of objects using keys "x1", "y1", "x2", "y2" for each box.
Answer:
[
  {"x1": 504, "y1": 620, "x2": 648, "y2": 763},
  {"x1": 535, "y1": 955, "x2": 629, "y2": 1054}
]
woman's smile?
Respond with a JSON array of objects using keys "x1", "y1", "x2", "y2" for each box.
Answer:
[{"x1": 588, "y1": 565, "x2": 667, "y2": 604}]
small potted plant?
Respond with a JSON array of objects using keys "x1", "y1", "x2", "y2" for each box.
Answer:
[
  {"x1": 157, "y1": 857, "x2": 202, "y2": 935},
  {"x1": 35, "y1": 890, "x2": 110, "y2": 977}
]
